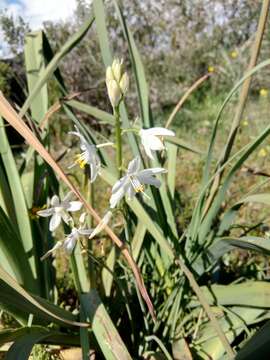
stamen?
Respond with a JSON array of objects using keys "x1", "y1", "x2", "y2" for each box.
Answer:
[
  {"x1": 130, "y1": 176, "x2": 144, "y2": 193},
  {"x1": 129, "y1": 176, "x2": 151, "y2": 200},
  {"x1": 74, "y1": 153, "x2": 87, "y2": 169}
]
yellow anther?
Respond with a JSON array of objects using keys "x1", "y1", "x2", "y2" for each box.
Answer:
[
  {"x1": 75, "y1": 154, "x2": 87, "y2": 169},
  {"x1": 135, "y1": 184, "x2": 144, "y2": 193}
]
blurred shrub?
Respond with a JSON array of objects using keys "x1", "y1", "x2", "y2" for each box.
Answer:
[{"x1": 0, "y1": 0, "x2": 266, "y2": 115}]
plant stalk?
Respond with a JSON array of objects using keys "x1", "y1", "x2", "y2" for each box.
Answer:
[{"x1": 114, "y1": 104, "x2": 122, "y2": 177}]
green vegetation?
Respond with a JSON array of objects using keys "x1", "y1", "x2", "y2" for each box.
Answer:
[{"x1": 1, "y1": 1, "x2": 270, "y2": 359}]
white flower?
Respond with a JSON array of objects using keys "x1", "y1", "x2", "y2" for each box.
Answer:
[
  {"x1": 139, "y1": 127, "x2": 175, "y2": 160},
  {"x1": 110, "y1": 157, "x2": 166, "y2": 208},
  {"x1": 41, "y1": 213, "x2": 93, "y2": 259},
  {"x1": 63, "y1": 226, "x2": 93, "y2": 255},
  {"x1": 37, "y1": 192, "x2": 83, "y2": 232},
  {"x1": 69, "y1": 126, "x2": 101, "y2": 183},
  {"x1": 89, "y1": 211, "x2": 112, "y2": 239},
  {"x1": 40, "y1": 241, "x2": 62, "y2": 261}
]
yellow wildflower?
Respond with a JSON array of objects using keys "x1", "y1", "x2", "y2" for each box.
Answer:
[
  {"x1": 258, "y1": 148, "x2": 267, "y2": 157},
  {"x1": 208, "y1": 66, "x2": 215, "y2": 73},
  {"x1": 230, "y1": 50, "x2": 238, "y2": 59},
  {"x1": 260, "y1": 88, "x2": 268, "y2": 97},
  {"x1": 242, "y1": 120, "x2": 248, "y2": 127}
]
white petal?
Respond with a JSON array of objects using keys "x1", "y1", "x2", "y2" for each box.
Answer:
[
  {"x1": 37, "y1": 208, "x2": 54, "y2": 217},
  {"x1": 90, "y1": 161, "x2": 99, "y2": 183},
  {"x1": 51, "y1": 195, "x2": 60, "y2": 207},
  {"x1": 79, "y1": 228, "x2": 93, "y2": 236},
  {"x1": 126, "y1": 184, "x2": 136, "y2": 200},
  {"x1": 66, "y1": 201, "x2": 83, "y2": 212},
  {"x1": 40, "y1": 241, "x2": 62, "y2": 261},
  {"x1": 111, "y1": 176, "x2": 128, "y2": 194},
  {"x1": 137, "y1": 174, "x2": 161, "y2": 188},
  {"x1": 143, "y1": 134, "x2": 164, "y2": 151},
  {"x1": 62, "y1": 192, "x2": 73, "y2": 204},
  {"x1": 69, "y1": 129, "x2": 88, "y2": 150},
  {"x1": 49, "y1": 213, "x2": 62, "y2": 231},
  {"x1": 61, "y1": 211, "x2": 72, "y2": 225},
  {"x1": 143, "y1": 141, "x2": 154, "y2": 160},
  {"x1": 79, "y1": 212, "x2": 87, "y2": 224},
  {"x1": 63, "y1": 235, "x2": 77, "y2": 254},
  {"x1": 143, "y1": 127, "x2": 175, "y2": 137},
  {"x1": 89, "y1": 211, "x2": 112, "y2": 239},
  {"x1": 127, "y1": 157, "x2": 140, "y2": 174},
  {"x1": 139, "y1": 168, "x2": 167, "y2": 176},
  {"x1": 110, "y1": 187, "x2": 126, "y2": 208}
]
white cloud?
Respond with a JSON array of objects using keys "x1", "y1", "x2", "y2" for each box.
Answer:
[
  {"x1": 1, "y1": 0, "x2": 77, "y2": 28},
  {"x1": 0, "y1": 0, "x2": 77, "y2": 58}
]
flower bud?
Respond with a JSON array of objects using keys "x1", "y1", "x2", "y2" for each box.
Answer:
[
  {"x1": 112, "y1": 59, "x2": 123, "y2": 82},
  {"x1": 107, "y1": 79, "x2": 122, "y2": 108},
  {"x1": 119, "y1": 72, "x2": 129, "y2": 95},
  {"x1": 106, "y1": 66, "x2": 114, "y2": 83}
]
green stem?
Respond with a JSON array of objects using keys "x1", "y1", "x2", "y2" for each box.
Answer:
[{"x1": 114, "y1": 105, "x2": 122, "y2": 177}]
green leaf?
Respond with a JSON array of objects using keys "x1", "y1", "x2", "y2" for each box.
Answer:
[
  {"x1": 193, "y1": 236, "x2": 270, "y2": 275},
  {"x1": 81, "y1": 290, "x2": 132, "y2": 360},
  {"x1": 20, "y1": 13, "x2": 94, "y2": 117},
  {"x1": 236, "y1": 320, "x2": 270, "y2": 360},
  {"x1": 5, "y1": 327, "x2": 53, "y2": 360},
  {"x1": 24, "y1": 31, "x2": 48, "y2": 124},
  {"x1": 131, "y1": 222, "x2": 147, "y2": 261},
  {"x1": 197, "y1": 306, "x2": 264, "y2": 360},
  {"x1": 0, "y1": 206, "x2": 34, "y2": 288},
  {"x1": 0, "y1": 264, "x2": 88, "y2": 328},
  {"x1": 0, "y1": 116, "x2": 37, "y2": 291},
  {"x1": 190, "y1": 282, "x2": 270, "y2": 308},
  {"x1": 67, "y1": 99, "x2": 114, "y2": 124},
  {"x1": 165, "y1": 136, "x2": 203, "y2": 155}
]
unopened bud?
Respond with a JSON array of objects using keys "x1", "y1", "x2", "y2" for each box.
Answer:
[
  {"x1": 112, "y1": 59, "x2": 123, "y2": 82},
  {"x1": 106, "y1": 66, "x2": 114, "y2": 83},
  {"x1": 107, "y1": 79, "x2": 122, "y2": 108},
  {"x1": 119, "y1": 72, "x2": 129, "y2": 95}
]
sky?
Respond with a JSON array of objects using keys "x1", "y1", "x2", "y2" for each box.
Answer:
[{"x1": 0, "y1": 0, "x2": 77, "y2": 58}]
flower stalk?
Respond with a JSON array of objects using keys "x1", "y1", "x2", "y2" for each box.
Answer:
[{"x1": 114, "y1": 104, "x2": 122, "y2": 178}]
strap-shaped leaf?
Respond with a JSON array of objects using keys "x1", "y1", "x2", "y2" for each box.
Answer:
[{"x1": 0, "y1": 264, "x2": 88, "y2": 328}]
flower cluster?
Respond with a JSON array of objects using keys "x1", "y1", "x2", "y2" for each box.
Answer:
[
  {"x1": 39, "y1": 59, "x2": 175, "y2": 260},
  {"x1": 106, "y1": 59, "x2": 129, "y2": 108},
  {"x1": 37, "y1": 194, "x2": 92, "y2": 258}
]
